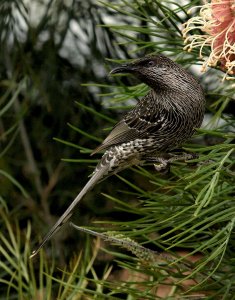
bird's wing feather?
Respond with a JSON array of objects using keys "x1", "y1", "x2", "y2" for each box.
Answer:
[
  {"x1": 91, "y1": 93, "x2": 166, "y2": 155},
  {"x1": 91, "y1": 121, "x2": 140, "y2": 155}
]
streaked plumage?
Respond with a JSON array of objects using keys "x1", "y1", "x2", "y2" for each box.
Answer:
[{"x1": 30, "y1": 55, "x2": 205, "y2": 258}]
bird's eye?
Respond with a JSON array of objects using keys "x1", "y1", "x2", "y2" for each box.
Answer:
[{"x1": 147, "y1": 60, "x2": 155, "y2": 67}]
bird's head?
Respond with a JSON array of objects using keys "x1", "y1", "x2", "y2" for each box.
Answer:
[{"x1": 110, "y1": 55, "x2": 199, "y2": 92}]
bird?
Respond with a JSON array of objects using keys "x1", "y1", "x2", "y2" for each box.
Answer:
[{"x1": 30, "y1": 54, "x2": 205, "y2": 258}]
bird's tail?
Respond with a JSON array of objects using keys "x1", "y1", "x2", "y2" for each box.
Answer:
[{"x1": 30, "y1": 164, "x2": 109, "y2": 259}]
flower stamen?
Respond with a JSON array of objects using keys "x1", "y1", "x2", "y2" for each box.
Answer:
[{"x1": 182, "y1": 0, "x2": 235, "y2": 80}]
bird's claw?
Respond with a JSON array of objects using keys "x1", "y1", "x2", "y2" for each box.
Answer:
[{"x1": 154, "y1": 162, "x2": 170, "y2": 174}]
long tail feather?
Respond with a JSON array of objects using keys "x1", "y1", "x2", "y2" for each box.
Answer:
[{"x1": 30, "y1": 165, "x2": 108, "y2": 258}]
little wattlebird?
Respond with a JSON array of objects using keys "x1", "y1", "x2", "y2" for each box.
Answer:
[{"x1": 30, "y1": 54, "x2": 205, "y2": 258}]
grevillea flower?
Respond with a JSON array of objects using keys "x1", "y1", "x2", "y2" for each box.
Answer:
[{"x1": 182, "y1": 0, "x2": 235, "y2": 80}]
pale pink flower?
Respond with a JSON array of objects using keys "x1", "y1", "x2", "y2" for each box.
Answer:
[{"x1": 182, "y1": 0, "x2": 235, "y2": 80}]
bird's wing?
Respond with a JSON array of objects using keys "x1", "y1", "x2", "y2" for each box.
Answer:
[
  {"x1": 91, "y1": 120, "x2": 140, "y2": 155},
  {"x1": 91, "y1": 94, "x2": 165, "y2": 155}
]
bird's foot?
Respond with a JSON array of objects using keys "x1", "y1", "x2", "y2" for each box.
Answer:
[
  {"x1": 145, "y1": 156, "x2": 170, "y2": 173},
  {"x1": 146, "y1": 152, "x2": 198, "y2": 173},
  {"x1": 153, "y1": 158, "x2": 170, "y2": 173}
]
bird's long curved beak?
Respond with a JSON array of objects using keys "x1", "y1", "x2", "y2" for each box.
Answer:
[{"x1": 110, "y1": 64, "x2": 136, "y2": 75}]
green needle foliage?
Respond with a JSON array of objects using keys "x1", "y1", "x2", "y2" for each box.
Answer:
[{"x1": 1, "y1": 0, "x2": 235, "y2": 299}]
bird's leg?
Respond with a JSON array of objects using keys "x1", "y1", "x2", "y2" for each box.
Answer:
[
  {"x1": 145, "y1": 152, "x2": 198, "y2": 172},
  {"x1": 167, "y1": 152, "x2": 198, "y2": 164}
]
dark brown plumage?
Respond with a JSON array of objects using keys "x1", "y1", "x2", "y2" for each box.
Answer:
[{"x1": 30, "y1": 55, "x2": 205, "y2": 258}]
